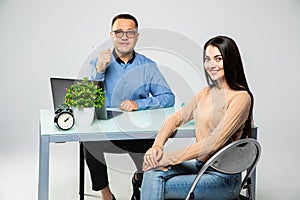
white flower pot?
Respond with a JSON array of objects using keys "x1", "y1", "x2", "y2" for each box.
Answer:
[{"x1": 73, "y1": 107, "x2": 95, "y2": 126}]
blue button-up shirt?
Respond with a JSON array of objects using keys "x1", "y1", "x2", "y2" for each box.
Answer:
[{"x1": 90, "y1": 50, "x2": 175, "y2": 110}]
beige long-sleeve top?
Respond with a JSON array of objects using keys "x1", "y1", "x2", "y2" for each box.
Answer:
[{"x1": 153, "y1": 85, "x2": 251, "y2": 166}]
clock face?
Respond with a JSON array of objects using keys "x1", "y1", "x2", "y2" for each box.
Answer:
[{"x1": 57, "y1": 112, "x2": 74, "y2": 130}]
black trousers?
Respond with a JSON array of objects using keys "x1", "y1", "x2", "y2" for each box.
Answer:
[{"x1": 83, "y1": 139, "x2": 154, "y2": 191}]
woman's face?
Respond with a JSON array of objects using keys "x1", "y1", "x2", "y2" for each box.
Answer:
[{"x1": 204, "y1": 45, "x2": 224, "y2": 81}]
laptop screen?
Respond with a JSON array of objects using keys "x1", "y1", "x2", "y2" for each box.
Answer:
[
  {"x1": 50, "y1": 77, "x2": 104, "y2": 109},
  {"x1": 50, "y1": 77, "x2": 123, "y2": 120}
]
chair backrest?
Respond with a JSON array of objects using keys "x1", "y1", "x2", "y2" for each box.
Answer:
[
  {"x1": 210, "y1": 138, "x2": 261, "y2": 174},
  {"x1": 185, "y1": 138, "x2": 261, "y2": 200}
]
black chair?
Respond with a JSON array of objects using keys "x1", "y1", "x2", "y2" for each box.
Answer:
[{"x1": 185, "y1": 138, "x2": 261, "y2": 200}]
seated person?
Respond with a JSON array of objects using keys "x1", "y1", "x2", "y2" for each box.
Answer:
[
  {"x1": 141, "y1": 35, "x2": 254, "y2": 200},
  {"x1": 84, "y1": 13, "x2": 175, "y2": 200}
]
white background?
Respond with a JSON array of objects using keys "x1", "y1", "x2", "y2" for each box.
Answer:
[{"x1": 0, "y1": 0, "x2": 300, "y2": 199}]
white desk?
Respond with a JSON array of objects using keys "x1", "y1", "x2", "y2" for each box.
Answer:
[
  {"x1": 38, "y1": 107, "x2": 195, "y2": 200},
  {"x1": 38, "y1": 107, "x2": 257, "y2": 200}
]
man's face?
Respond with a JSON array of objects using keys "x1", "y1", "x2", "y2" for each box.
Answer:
[{"x1": 110, "y1": 19, "x2": 139, "y2": 55}]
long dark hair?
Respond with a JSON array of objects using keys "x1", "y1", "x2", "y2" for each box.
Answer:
[{"x1": 203, "y1": 36, "x2": 254, "y2": 138}]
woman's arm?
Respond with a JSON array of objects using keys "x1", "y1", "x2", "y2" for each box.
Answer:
[
  {"x1": 156, "y1": 91, "x2": 251, "y2": 167},
  {"x1": 142, "y1": 92, "x2": 201, "y2": 171}
]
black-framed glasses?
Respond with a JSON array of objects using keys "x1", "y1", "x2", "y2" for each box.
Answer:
[{"x1": 112, "y1": 30, "x2": 137, "y2": 38}]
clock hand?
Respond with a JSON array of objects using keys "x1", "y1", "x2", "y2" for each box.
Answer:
[{"x1": 64, "y1": 117, "x2": 69, "y2": 122}]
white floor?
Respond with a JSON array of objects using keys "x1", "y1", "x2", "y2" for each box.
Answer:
[
  {"x1": 0, "y1": 142, "x2": 134, "y2": 200},
  {"x1": 1, "y1": 137, "x2": 300, "y2": 200}
]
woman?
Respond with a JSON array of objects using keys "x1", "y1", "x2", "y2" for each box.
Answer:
[{"x1": 141, "y1": 36, "x2": 254, "y2": 200}]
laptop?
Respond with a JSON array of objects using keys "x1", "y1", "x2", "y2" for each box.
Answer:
[{"x1": 50, "y1": 77, "x2": 122, "y2": 120}]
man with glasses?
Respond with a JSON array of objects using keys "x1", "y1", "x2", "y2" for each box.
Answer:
[{"x1": 85, "y1": 14, "x2": 175, "y2": 200}]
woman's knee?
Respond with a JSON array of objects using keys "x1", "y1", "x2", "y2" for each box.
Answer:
[{"x1": 143, "y1": 169, "x2": 164, "y2": 180}]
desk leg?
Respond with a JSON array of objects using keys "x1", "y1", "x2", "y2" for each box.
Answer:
[
  {"x1": 251, "y1": 127, "x2": 258, "y2": 200},
  {"x1": 38, "y1": 135, "x2": 50, "y2": 200},
  {"x1": 79, "y1": 142, "x2": 85, "y2": 200}
]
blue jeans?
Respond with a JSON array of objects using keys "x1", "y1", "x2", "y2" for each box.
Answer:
[{"x1": 141, "y1": 160, "x2": 241, "y2": 200}]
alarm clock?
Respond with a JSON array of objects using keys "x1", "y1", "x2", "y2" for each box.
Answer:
[{"x1": 54, "y1": 105, "x2": 75, "y2": 130}]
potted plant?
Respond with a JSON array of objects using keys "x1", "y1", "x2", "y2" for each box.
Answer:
[{"x1": 64, "y1": 77, "x2": 105, "y2": 126}]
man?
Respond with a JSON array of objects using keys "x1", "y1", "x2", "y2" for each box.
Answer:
[{"x1": 85, "y1": 14, "x2": 175, "y2": 200}]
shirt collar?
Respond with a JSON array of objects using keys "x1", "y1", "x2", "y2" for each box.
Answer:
[{"x1": 112, "y1": 49, "x2": 136, "y2": 64}]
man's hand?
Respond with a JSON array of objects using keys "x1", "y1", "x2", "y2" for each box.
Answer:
[
  {"x1": 96, "y1": 48, "x2": 111, "y2": 73},
  {"x1": 142, "y1": 146, "x2": 163, "y2": 171},
  {"x1": 119, "y1": 100, "x2": 138, "y2": 112}
]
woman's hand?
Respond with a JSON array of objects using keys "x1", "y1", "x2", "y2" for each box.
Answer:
[{"x1": 142, "y1": 146, "x2": 163, "y2": 171}]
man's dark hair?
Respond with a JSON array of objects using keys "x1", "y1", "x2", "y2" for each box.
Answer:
[{"x1": 111, "y1": 14, "x2": 138, "y2": 29}]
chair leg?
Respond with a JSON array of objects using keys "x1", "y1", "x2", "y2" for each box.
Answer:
[
  {"x1": 246, "y1": 178, "x2": 253, "y2": 200},
  {"x1": 79, "y1": 142, "x2": 85, "y2": 200},
  {"x1": 250, "y1": 168, "x2": 256, "y2": 200}
]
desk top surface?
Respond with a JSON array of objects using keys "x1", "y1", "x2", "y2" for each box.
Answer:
[{"x1": 40, "y1": 107, "x2": 195, "y2": 136}]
